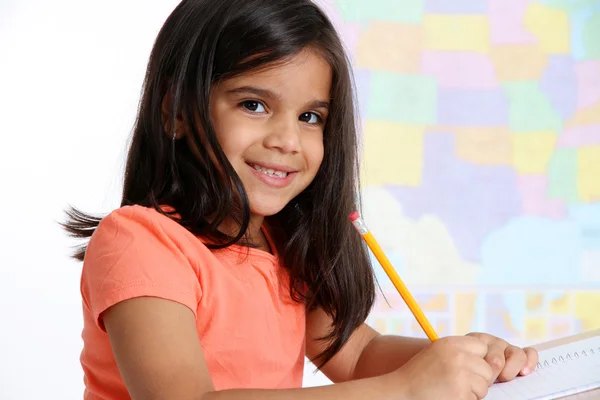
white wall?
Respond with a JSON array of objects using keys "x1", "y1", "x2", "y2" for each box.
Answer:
[
  {"x1": 2, "y1": 0, "x2": 175, "y2": 398},
  {"x1": 0, "y1": 1, "x2": 333, "y2": 398}
]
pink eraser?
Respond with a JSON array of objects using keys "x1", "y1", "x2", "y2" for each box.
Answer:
[{"x1": 348, "y1": 211, "x2": 359, "y2": 222}]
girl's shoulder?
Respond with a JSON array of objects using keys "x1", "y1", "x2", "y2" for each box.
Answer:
[
  {"x1": 87, "y1": 204, "x2": 214, "y2": 267},
  {"x1": 94, "y1": 204, "x2": 191, "y2": 240},
  {"x1": 81, "y1": 204, "x2": 205, "y2": 328},
  {"x1": 97, "y1": 203, "x2": 178, "y2": 229}
]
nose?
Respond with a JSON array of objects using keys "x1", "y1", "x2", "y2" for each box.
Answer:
[{"x1": 263, "y1": 115, "x2": 301, "y2": 154}]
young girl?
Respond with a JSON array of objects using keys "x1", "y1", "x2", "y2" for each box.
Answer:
[{"x1": 64, "y1": 0, "x2": 538, "y2": 399}]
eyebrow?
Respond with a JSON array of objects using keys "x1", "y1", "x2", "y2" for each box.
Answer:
[{"x1": 227, "y1": 85, "x2": 330, "y2": 110}]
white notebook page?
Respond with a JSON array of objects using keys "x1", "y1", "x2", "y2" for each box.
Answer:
[{"x1": 484, "y1": 336, "x2": 600, "y2": 400}]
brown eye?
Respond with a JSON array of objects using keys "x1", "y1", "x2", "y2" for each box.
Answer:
[
  {"x1": 241, "y1": 101, "x2": 265, "y2": 113},
  {"x1": 299, "y1": 112, "x2": 321, "y2": 124}
]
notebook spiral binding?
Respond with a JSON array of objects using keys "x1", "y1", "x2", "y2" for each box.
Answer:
[{"x1": 536, "y1": 346, "x2": 600, "y2": 370}]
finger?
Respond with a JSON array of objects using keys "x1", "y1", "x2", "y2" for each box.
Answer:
[
  {"x1": 465, "y1": 356, "x2": 495, "y2": 385},
  {"x1": 459, "y1": 336, "x2": 489, "y2": 358},
  {"x1": 466, "y1": 332, "x2": 507, "y2": 359},
  {"x1": 498, "y1": 345, "x2": 528, "y2": 382},
  {"x1": 519, "y1": 347, "x2": 539, "y2": 376},
  {"x1": 470, "y1": 374, "x2": 490, "y2": 400},
  {"x1": 466, "y1": 332, "x2": 503, "y2": 344},
  {"x1": 484, "y1": 343, "x2": 507, "y2": 384}
]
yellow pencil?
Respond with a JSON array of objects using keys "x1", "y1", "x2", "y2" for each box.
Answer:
[{"x1": 349, "y1": 211, "x2": 439, "y2": 341}]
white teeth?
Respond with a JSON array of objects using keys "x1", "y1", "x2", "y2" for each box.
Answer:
[{"x1": 252, "y1": 164, "x2": 289, "y2": 178}]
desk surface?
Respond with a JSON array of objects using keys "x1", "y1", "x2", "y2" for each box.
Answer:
[{"x1": 532, "y1": 329, "x2": 600, "y2": 399}]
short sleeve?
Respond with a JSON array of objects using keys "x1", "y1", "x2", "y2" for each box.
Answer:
[{"x1": 81, "y1": 206, "x2": 203, "y2": 330}]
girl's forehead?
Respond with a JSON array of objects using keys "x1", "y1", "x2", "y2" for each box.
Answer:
[{"x1": 217, "y1": 50, "x2": 332, "y2": 93}]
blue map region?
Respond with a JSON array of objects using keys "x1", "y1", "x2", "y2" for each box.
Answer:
[
  {"x1": 480, "y1": 216, "x2": 583, "y2": 285},
  {"x1": 569, "y1": 204, "x2": 600, "y2": 250}
]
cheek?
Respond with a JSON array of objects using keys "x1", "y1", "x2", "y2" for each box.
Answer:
[
  {"x1": 215, "y1": 135, "x2": 237, "y2": 158},
  {"x1": 213, "y1": 124, "x2": 247, "y2": 161},
  {"x1": 306, "y1": 136, "x2": 325, "y2": 172}
]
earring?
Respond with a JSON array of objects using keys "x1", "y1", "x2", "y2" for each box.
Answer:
[{"x1": 172, "y1": 130, "x2": 178, "y2": 140}]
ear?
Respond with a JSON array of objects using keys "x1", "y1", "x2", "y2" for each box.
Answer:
[{"x1": 161, "y1": 88, "x2": 188, "y2": 140}]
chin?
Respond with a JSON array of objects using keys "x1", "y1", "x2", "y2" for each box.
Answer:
[{"x1": 249, "y1": 202, "x2": 288, "y2": 218}]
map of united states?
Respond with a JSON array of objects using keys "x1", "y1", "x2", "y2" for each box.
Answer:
[{"x1": 316, "y1": 0, "x2": 600, "y2": 346}]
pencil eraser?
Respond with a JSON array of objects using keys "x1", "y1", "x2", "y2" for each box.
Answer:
[{"x1": 348, "y1": 211, "x2": 359, "y2": 222}]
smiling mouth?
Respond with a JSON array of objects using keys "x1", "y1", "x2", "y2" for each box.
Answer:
[{"x1": 250, "y1": 163, "x2": 291, "y2": 178}]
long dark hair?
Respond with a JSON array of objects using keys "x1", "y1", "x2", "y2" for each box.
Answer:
[{"x1": 63, "y1": 0, "x2": 375, "y2": 368}]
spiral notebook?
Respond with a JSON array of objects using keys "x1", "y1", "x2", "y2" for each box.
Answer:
[{"x1": 485, "y1": 335, "x2": 600, "y2": 399}]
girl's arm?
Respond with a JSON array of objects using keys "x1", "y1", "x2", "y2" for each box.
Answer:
[
  {"x1": 305, "y1": 307, "x2": 538, "y2": 384},
  {"x1": 103, "y1": 297, "x2": 402, "y2": 400},
  {"x1": 105, "y1": 297, "x2": 495, "y2": 399},
  {"x1": 305, "y1": 307, "x2": 428, "y2": 383},
  {"x1": 351, "y1": 334, "x2": 430, "y2": 380}
]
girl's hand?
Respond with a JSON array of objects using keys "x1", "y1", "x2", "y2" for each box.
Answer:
[
  {"x1": 466, "y1": 332, "x2": 539, "y2": 383},
  {"x1": 390, "y1": 335, "x2": 494, "y2": 400}
]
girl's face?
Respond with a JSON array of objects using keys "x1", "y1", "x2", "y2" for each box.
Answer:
[{"x1": 209, "y1": 48, "x2": 331, "y2": 218}]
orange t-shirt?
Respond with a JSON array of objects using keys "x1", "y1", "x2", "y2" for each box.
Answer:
[{"x1": 80, "y1": 205, "x2": 306, "y2": 399}]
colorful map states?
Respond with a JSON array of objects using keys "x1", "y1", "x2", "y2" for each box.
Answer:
[
  {"x1": 422, "y1": 51, "x2": 498, "y2": 89},
  {"x1": 549, "y1": 317, "x2": 573, "y2": 337},
  {"x1": 512, "y1": 132, "x2": 557, "y2": 174},
  {"x1": 525, "y1": 317, "x2": 548, "y2": 340},
  {"x1": 362, "y1": 122, "x2": 424, "y2": 186},
  {"x1": 454, "y1": 293, "x2": 478, "y2": 334},
  {"x1": 423, "y1": 14, "x2": 490, "y2": 52},
  {"x1": 362, "y1": 186, "x2": 480, "y2": 285},
  {"x1": 485, "y1": 293, "x2": 524, "y2": 340},
  {"x1": 567, "y1": 5, "x2": 598, "y2": 60},
  {"x1": 424, "y1": 0, "x2": 487, "y2": 14},
  {"x1": 524, "y1": 292, "x2": 572, "y2": 339},
  {"x1": 578, "y1": 146, "x2": 600, "y2": 202},
  {"x1": 582, "y1": 12, "x2": 600, "y2": 59},
  {"x1": 455, "y1": 127, "x2": 512, "y2": 166},
  {"x1": 540, "y1": 55, "x2": 577, "y2": 120},
  {"x1": 538, "y1": 0, "x2": 600, "y2": 13},
  {"x1": 368, "y1": 291, "x2": 454, "y2": 337},
  {"x1": 548, "y1": 148, "x2": 579, "y2": 204},
  {"x1": 504, "y1": 82, "x2": 563, "y2": 133},
  {"x1": 335, "y1": 0, "x2": 424, "y2": 23},
  {"x1": 526, "y1": 293, "x2": 545, "y2": 312},
  {"x1": 387, "y1": 133, "x2": 521, "y2": 262},
  {"x1": 355, "y1": 22, "x2": 423, "y2": 73},
  {"x1": 549, "y1": 292, "x2": 572, "y2": 314},
  {"x1": 575, "y1": 292, "x2": 600, "y2": 330},
  {"x1": 488, "y1": 0, "x2": 537, "y2": 44},
  {"x1": 369, "y1": 289, "x2": 596, "y2": 347},
  {"x1": 517, "y1": 175, "x2": 566, "y2": 219},
  {"x1": 576, "y1": 61, "x2": 600, "y2": 108},
  {"x1": 567, "y1": 99, "x2": 600, "y2": 126},
  {"x1": 325, "y1": 0, "x2": 600, "y2": 349},
  {"x1": 554, "y1": 1, "x2": 600, "y2": 60},
  {"x1": 367, "y1": 72, "x2": 436, "y2": 124},
  {"x1": 558, "y1": 125, "x2": 600, "y2": 148},
  {"x1": 438, "y1": 88, "x2": 508, "y2": 126},
  {"x1": 414, "y1": 293, "x2": 449, "y2": 311},
  {"x1": 490, "y1": 44, "x2": 548, "y2": 81},
  {"x1": 525, "y1": 3, "x2": 571, "y2": 54}
]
